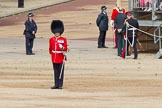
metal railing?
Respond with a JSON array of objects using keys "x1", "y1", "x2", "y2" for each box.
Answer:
[
  {"x1": 128, "y1": 0, "x2": 159, "y2": 20},
  {"x1": 125, "y1": 23, "x2": 162, "y2": 58},
  {"x1": 154, "y1": 24, "x2": 162, "y2": 49},
  {"x1": 129, "y1": 0, "x2": 158, "y2": 10}
]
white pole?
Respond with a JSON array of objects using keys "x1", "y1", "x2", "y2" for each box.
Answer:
[{"x1": 125, "y1": 25, "x2": 128, "y2": 59}]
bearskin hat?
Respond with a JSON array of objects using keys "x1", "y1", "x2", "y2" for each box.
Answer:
[{"x1": 51, "y1": 20, "x2": 64, "y2": 35}]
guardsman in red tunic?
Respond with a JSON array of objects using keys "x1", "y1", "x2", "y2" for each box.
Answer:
[
  {"x1": 110, "y1": 0, "x2": 125, "y2": 48},
  {"x1": 49, "y1": 20, "x2": 68, "y2": 89}
]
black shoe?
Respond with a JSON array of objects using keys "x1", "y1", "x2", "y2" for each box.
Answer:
[
  {"x1": 26, "y1": 53, "x2": 35, "y2": 55},
  {"x1": 127, "y1": 53, "x2": 131, "y2": 56},
  {"x1": 133, "y1": 57, "x2": 137, "y2": 59},
  {"x1": 58, "y1": 87, "x2": 63, "y2": 89},
  {"x1": 102, "y1": 45, "x2": 108, "y2": 48},
  {"x1": 51, "y1": 86, "x2": 59, "y2": 89},
  {"x1": 102, "y1": 46, "x2": 108, "y2": 48},
  {"x1": 98, "y1": 46, "x2": 103, "y2": 48},
  {"x1": 26, "y1": 52, "x2": 30, "y2": 55},
  {"x1": 30, "y1": 53, "x2": 35, "y2": 55},
  {"x1": 118, "y1": 54, "x2": 121, "y2": 56}
]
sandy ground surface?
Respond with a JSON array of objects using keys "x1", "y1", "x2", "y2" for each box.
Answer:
[
  {"x1": 0, "y1": 0, "x2": 73, "y2": 18},
  {"x1": 0, "y1": 0, "x2": 162, "y2": 108}
]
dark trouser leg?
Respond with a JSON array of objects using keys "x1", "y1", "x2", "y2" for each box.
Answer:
[
  {"x1": 128, "y1": 37, "x2": 138, "y2": 58},
  {"x1": 115, "y1": 32, "x2": 118, "y2": 48},
  {"x1": 59, "y1": 63, "x2": 64, "y2": 87},
  {"x1": 53, "y1": 63, "x2": 60, "y2": 87},
  {"x1": 117, "y1": 33, "x2": 122, "y2": 56},
  {"x1": 133, "y1": 37, "x2": 138, "y2": 58},
  {"x1": 25, "y1": 38, "x2": 30, "y2": 54},
  {"x1": 98, "y1": 31, "x2": 105, "y2": 47},
  {"x1": 29, "y1": 39, "x2": 34, "y2": 53},
  {"x1": 158, "y1": 0, "x2": 160, "y2": 9},
  {"x1": 127, "y1": 38, "x2": 131, "y2": 55},
  {"x1": 102, "y1": 31, "x2": 106, "y2": 47},
  {"x1": 121, "y1": 36, "x2": 125, "y2": 51},
  {"x1": 53, "y1": 63, "x2": 64, "y2": 88}
]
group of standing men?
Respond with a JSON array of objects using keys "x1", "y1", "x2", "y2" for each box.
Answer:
[
  {"x1": 96, "y1": 0, "x2": 139, "y2": 59},
  {"x1": 22, "y1": 0, "x2": 139, "y2": 90}
]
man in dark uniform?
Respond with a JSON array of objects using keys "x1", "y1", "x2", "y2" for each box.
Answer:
[
  {"x1": 126, "y1": 12, "x2": 139, "y2": 59},
  {"x1": 96, "y1": 5, "x2": 109, "y2": 48},
  {"x1": 49, "y1": 20, "x2": 68, "y2": 89},
  {"x1": 114, "y1": 9, "x2": 126, "y2": 56},
  {"x1": 23, "y1": 13, "x2": 37, "y2": 55}
]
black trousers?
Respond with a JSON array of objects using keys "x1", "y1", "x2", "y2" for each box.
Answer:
[
  {"x1": 25, "y1": 38, "x2": 34, "y2": 54},
  {"x1": 98, "y1": 31, "x2": 106, "y2": 47},
  {"x1": 157, "y1": 0, "x2": 160, "y2": 9},
  {"x1": 53, "y1": 63, "x2": 64, "y2": 88},
  {"x1": 127, "y1": 37, "x2": 138, "y2": 58},
  {"x1": 116, "y1": 32, "x2": 124, "y2": 56}
]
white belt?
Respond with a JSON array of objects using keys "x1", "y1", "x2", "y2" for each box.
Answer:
[
  {"x1": 128, "y1": 27, "x2": 136, "y2": 47},
  {"x1": 128, "y1": 28, "x2": 137, "y2": 31},
  {"x1": 52, "y1": 50, "x2": 65, "y2": 54}
]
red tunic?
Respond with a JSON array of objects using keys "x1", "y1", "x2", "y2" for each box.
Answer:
[
  {"x1": 49, "y1": 36, "x2": 67, "y2": 63},
  {"x1": 111, "y1": 7, "x2": 126, "y2": 20}
]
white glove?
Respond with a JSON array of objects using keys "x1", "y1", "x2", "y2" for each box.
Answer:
[
  {"x1": 110, "y1": 20, "x2": 114, "y2": 27},
  {"x1": 59, "y1": 44, "x2": 63, "y2": 49}
]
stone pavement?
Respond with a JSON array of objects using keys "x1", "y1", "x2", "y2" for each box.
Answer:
[{"x1": 0, "y1": 0, "x2": 73, "y2": 18}]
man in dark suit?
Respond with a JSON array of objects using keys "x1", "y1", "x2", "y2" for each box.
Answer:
[
  {"x1": 114, "y1": 9, "x2": 126, "y2": 56},
  {"x1": 96, "y1": 6, "x2": 109, "y2": 48},
  {"x1": 23, "y1": 13, "x2": 37, "y2": 55},
  {"x1": 126, "y1": 12, "x2": 139, "y2": 59}
]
